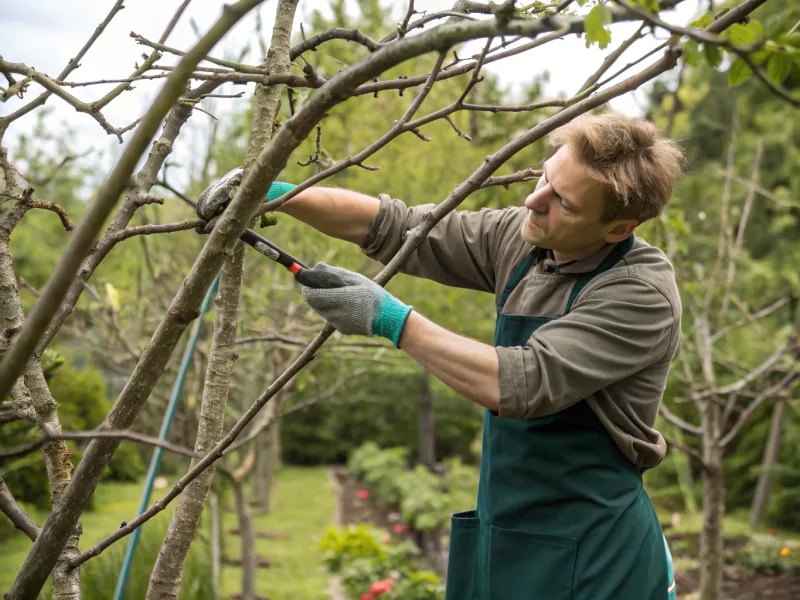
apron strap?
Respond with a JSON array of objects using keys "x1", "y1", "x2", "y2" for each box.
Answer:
[
  {"x1": 565, "y1": 234, "x2": 636, "y2": 313},
  {"x1": 498, "y1": 250, "x2": 537, "y2": 308}
]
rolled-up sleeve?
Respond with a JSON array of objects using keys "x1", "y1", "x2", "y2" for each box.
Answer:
[
  {"x1": 361, "y1": 193, "x2": 523, "y2": 293},
  {"x1": 495, "y1": 275, "x2": 678, "y2": 419}
]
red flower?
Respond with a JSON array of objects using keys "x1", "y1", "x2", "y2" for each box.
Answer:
[
  {"x1": 369, "y1": 579, "x2": 394, "y2": 596},
  {"x1": 381, "y1": 536, "x2": 391, "y2": 543},
  {"x1": 360, "y1": 594, "x2": 373, "y2": 600},
  {"x1": 393, "y1": 523, "x2": 406, "y2": 534},
  {"x1": 357, "y1": 489, "x2": 369, "y2": 500}
]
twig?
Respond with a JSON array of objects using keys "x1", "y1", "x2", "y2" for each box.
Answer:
[
  {"x1": 719, "y1": 370, "x2": 800, "y2": 447},
  {"x1": 290, "y1": 28, "x2": 383, "y2": 60},
  {"x1": 0, "y1": 427, "x2": 199, "y2": 461},
  {"x1": 109, "y1": 219, "x2": 205, "y2": 245},
  {"x1": 0, "y1": 0, "x2": 269, "y2": 457},
  {"x1": 481, "y1": 168, "x2": 542, "y2": 188},
  {"x1": 711, "y1": 295, "x2": 798, "y2": 343},
  {"x1": 694, "y1": 338, "x2": 796, "y2": 400},
  {"x1": 397, "y1": 1, "x2": 417, "y2": 39},
  {"x1": 659, "y1": 403, "x2": 703, "y2": 436},
  {"x1": 130, "y1": 32, "x2": 265, "y2": 74},
  {"x1": 155, "y1": 180, "x2": 198, "y2": 208},
  {"x1": 663, "y1": 434, "x2": 704, "y2": 463},
  {"x1": 578, "y1": 22, "x2": 647, "y2": 94},
  {"x1": 0, "y1": 478, "x2": 41, "y2": 541}
]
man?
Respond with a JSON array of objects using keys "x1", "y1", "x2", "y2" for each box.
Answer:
[{"x1": 202, "y1": 112, "x2": 684, "y2": 599}]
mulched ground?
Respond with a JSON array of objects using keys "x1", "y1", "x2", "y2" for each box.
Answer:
[{"x1": 332, "y1": 467, "x2": 800, "y2": 599}]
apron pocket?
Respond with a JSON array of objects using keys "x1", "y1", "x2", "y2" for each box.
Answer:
[
  {"x1": 489, "y1": 526, "x2": 577, "y2": 600},
  {"x1": 445, "y1": 511, "x2": 480, "y2": 600}
]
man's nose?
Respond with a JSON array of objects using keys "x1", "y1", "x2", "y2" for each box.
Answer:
[{"x1": 525, "y1": 186, "x2": 550, "y2": 213}]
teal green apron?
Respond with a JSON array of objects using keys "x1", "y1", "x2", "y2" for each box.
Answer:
[{"x1": 445, "y1": 235, "x2": 676, "y2": 600}]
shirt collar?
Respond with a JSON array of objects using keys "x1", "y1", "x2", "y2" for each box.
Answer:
[{"x1": 535, "y1": 242, "x2": 619, "y2": 274}]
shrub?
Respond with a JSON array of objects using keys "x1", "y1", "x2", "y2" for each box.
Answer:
[{"x1": 733, "y1": 535, "x2": 798, "y2": 575}]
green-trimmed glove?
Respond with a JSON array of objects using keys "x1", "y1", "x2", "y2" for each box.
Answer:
[
  {"x1": 300, "y1": 263, "x2": 413, "y2": 348},
  {"x1": 195, "y1": 166, "x2": 296, "y2": 232}
]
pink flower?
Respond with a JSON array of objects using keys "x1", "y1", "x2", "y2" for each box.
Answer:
[
  {"x1": 393, "y1": 523, "x2": 406, "y2": 534},
  {"x1": 369, "y1": 579, "x2": 394, "y2": 595},
  {"x1": 360, "y1": 594, "x2": 373, "y2": 600},
  {"x1": 357, "y1": 489, "x2": 369, "y2": 500},
  {"x1": 381, "y1": 536, "x2": 391, "y2": 543}
]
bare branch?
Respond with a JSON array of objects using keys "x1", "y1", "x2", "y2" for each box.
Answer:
[
  {"x1": 712, "y1": 294, "x2": 798, "y2": 343},
  {"x1": 0, "y1": 478, "x2": 41, "y2": 541},
  {"x1": 130, "y1": 32, "x2": 264, "y2": 74},
  {"x1": 0, "y1": 428, "x2": 199, "y2": 461},
  {"x1": 659, "y1": 403, "x2": 703, "y2": 436},
  {"x1": 0, "y1": 0, "x2": 125, "y2": 103},
  {"x1": 695, "y1": 338, "x2": 797, "y2": 400},
  {"x1": 663, "y1": 434, "x2": 705, "y2": 463},
  {"x1": 578, "y1": 22, "x2": 647, "y2": 94},
  {"x1": 0, "y1": 397, "x2": 36, "y2": 424},
  {"x1": 290, "y1": 28, "x2": 383, "y2": 59},
  {"x1": 719, "y1": 138, "x2": 763, "y2": 323},
  {"x1": 481, "y1": 168, "x2": 541, "y2": 189},
  {"x1": 720, "y1": 371, "x2": 800, "y2": 447},
  {"x1": 0, "y1": 1, "x2": 267, "y2": 417}
]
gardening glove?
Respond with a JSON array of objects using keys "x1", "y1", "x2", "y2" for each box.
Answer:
[
  {"x1": 299, "y1": 263, "x2": 413, "y2": 348},
  {"x1": 195, "y1": 166, "x2": 296, "y2": 233}
]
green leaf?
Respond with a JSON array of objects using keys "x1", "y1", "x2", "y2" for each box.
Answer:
[
  {"x1": 727, "y1": 24, "x2": 757, "y2": 47},
  {"x1": 585, "y1": 4, "x2": 612, "y2": 50},
  {"x1": 728, "y1": 57, "x2": 752, "y2": 86},
  {"x1": 767, "y1": 53, "x2": 792, "y2": 84},
  {"x1": 690, "y1": 13, "x2": 714, "y2": 29},
  {"x1": 576, "y1": 0, "x2": 588, "y2": 6},
  {"x1": 683, "y1": 40, "x2": 700, "y2": 67},
  {"x1": 750, "y1": 49, "x2": 770, "y2": 65},
  {"x1": 746, "y1": 19, "x2": 764, "y2": 40},
  {"x1": 105, "y1": 282, "x2": 120, "y2": 312},
  {"x1": 703, "y1": 43, "x2": 723, "y2": 68}
]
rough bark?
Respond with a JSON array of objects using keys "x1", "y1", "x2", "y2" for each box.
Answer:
[
  {"x1": 418, "y1": 371, "x2": 436, "y2": 470},
  {"x1": 146, "y1": 2, "x2": 297, "y2": 595},
  {"x1": 700, "y1": 398, "x2": 724, "y2": 600},
  {"x1": 233, "y1": 479, "x2": 257, "y2": 600},
  {"x1": 146, "y1": 240, "x2": 247, "y2": 600},
  {"x1": 749, "y1": 397, "x2": 787, "y2": 525},
  {"x1": 209, "y1": 492, "x2": 222, "y2": 598},
  {"x1": 0, "y1": 201, "x2": 80, "y2": 599}
]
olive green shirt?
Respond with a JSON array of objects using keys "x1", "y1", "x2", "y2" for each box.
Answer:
[{"x1": 361, "y1": 194, "x2": 681, "y2": 470}]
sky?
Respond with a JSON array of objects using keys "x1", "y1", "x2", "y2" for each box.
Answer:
[{"x1": 0, "y1": 0, "x2": 702, "y2": 193}]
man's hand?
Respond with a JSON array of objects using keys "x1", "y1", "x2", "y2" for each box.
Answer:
[
  {"x1": 300, "y1": 263, "x2": 412, "y2": 347},
  {"x1": 195, "y1": 167, "x2": 297, "y2": 232}
]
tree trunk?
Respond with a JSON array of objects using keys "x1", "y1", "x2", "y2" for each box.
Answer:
[
  {"x1": 673, "y1": 427, "x2": 698, "y2": 515},
  {"x1": 0, "y1": 216, "x2": 80, "y2": 599},
  {"x1": 700, "y1": 400, "x2": 724, "y2": 600},
  {"x1": 234, "y1": 479, "x2": 257, "y2": 600},
  {"x1": 254, "y1": 405, "x2": 279, "y2": 513},
  {"x1": 750, "y1": 397, "x2": 787, "y2": 526},
  {"x1": 209, "y1": 491, "x2": 222, "y2": 599},
  {"x1": 146, "y1": 241, "x2": 247, "y2": 600},
  {"x1": 418, "y1": 371, "x2": 436, "y2": 470}
]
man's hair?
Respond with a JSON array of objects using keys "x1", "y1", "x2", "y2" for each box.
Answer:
[{"x1": 548, "y1": 112, "x2": 686, "y2": 224}]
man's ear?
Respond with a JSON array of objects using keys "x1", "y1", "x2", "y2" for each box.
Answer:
[{"x1": 603, "y1": 220, "x2": 638, "y2": 243}]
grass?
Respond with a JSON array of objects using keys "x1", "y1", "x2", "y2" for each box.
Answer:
[
  {"x1": 219, "y1": 467, "x2": 335, "y2": 600},
  {"x1": 1, "y1": 466, "x2": 336, "y2": 600}
]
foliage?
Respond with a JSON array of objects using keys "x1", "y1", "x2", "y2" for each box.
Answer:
[
  {"x1": 319, "y1": 524, "x2": 444, "y2": 600},
  {"x1": 732, "y1": 534, "x2": 798, "y2": 575},
  {"x1": 347, "y1": 442, "x2": 478, "y2": 533}
]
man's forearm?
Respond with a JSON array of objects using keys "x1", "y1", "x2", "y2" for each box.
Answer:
[
  {"x1": 275, "y1": 187, "x2": 380, "y2": 247},
  {"x1": 399, "y1": 311, "x2": 500, "y2": 412}
]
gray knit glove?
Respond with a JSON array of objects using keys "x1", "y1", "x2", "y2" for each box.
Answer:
[{"x1": 300, "y1": 263, "x2": 413, "y2": 348}]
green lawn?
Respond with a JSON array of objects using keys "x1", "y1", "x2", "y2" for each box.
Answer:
[{"x1": 1, "y1": 466, "x2": 336, "y2": 600}]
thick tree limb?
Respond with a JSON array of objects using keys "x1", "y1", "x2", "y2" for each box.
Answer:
[
  {"x1": 0, "y1": 479, "x2": 41, "y2": 541},
  {"x1": 0, "y1": 397, "x2": 36, "y2": 424}
]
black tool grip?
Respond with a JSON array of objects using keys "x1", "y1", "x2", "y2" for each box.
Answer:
[{"x1": 294, "y1": 267, "x2": 348, "y2": 289}]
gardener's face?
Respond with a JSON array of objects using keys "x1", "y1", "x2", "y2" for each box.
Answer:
[{"x1": 520, "y1": 145, "x2": 636, "y2": 261}]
